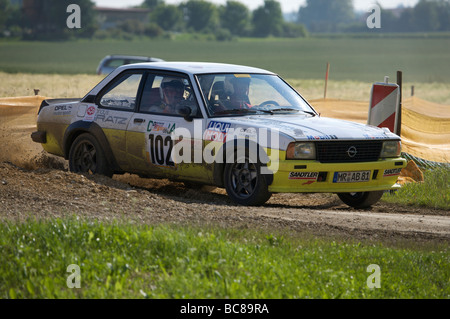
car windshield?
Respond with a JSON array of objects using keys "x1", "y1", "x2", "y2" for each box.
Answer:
[{"x1": 196, "y1": 73, "x2": 315, "y2": 117}]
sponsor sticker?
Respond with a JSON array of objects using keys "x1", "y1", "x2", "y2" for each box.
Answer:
[
  {"x1": 363, "y1": 134, "x2": 386, "y2": 140},
  {"x1": 306, "y1": 134, "x2": 338, "y2": 140},
  {"x1": 83, "y1": 105, "x2": 97, "y2": 122},
  {"x1": 147, "y1": 121, "x2": 176, "y2": 134},
  {"x1": 288, "y1": 172, "x2": 319, "y2": 180},
  {"x1": 53, "y1": 104, "x2": 72, "y2": 116},
  {"x1": 203, "y1": 121, "x2": 231, "y2": 142},
  {"x1": 383, "y1": 168, "x2": 402, "y2": 177}
]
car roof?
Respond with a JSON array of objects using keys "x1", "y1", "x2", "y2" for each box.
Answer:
[
  {"x1": 113, "y1": 61, "x2": 276, "y2": 76},
  {"x1": 103, "y1": 55, "x2": 153, "y2": 60}
]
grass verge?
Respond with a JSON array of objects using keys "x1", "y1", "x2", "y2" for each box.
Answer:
[
  {"x1": 0, "y1": 219, "x2": 448, "y2": 299},
  {"x1": 383, "y1": 167, "x2": 450, "y2": 210}
]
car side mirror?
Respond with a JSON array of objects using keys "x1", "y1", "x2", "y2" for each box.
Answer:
[{"x1": 178, "y1": 106, "x2": 193, "y2": 122}]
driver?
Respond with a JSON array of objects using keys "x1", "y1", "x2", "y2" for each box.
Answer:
[
  {"x1": 161, "y1": 79, "x2": 185, "y2": 114},
  {"x1": 228, "y1": 77, "x2": 252, "y2": 109}
]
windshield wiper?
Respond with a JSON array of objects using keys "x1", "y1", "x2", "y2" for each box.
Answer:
[
  {"x1": 214, "y1": 107, "x2": 315, "y2": 116},
  {"x1": 265, "y1": 108, "x2": 316, "y2": 116},
  {"x1": 298, "y1": 110, "x2": 317, "y2": 117},
  {"x1": 214, "y1": 108, "x2": 260, "y2": 115},
  {"x1": 267, "y1": 108, "x2": 300, "y2": 114}
]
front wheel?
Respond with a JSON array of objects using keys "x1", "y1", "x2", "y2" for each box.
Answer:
[
  {"x1": 224, "y1": 154, "x2": 271, "y2": 206},
  {"x1": 337, "y1": 191, "x2": 384, "y2": 209},
  {"x1": 69, "y1": 133, "x2": 113, "y2": 177}
]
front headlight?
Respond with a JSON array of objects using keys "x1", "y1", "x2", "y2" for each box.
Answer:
[
  {"x1": 286, "y1": 142, "x2": 316, "y2": 160},
  {"x1": 380, "y1": 140, "x2": 401, "y2": 158}
]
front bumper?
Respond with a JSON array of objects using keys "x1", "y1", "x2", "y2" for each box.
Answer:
[{"x1": 268, "y1": 157, "x2": 407, "y2": 193}]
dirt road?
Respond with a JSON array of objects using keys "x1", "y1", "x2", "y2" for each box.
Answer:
[{"x1": 1, "y1": 99, "x2": 448, "y2": 244}]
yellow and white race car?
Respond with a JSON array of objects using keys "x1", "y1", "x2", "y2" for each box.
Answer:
[{"x1": 32, "y1": 62, "x2": 406, "y2": 208}]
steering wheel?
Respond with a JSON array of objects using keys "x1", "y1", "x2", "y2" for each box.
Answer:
[{"x1": 258, "y1": 100, "x2": 280, "y2": 108}]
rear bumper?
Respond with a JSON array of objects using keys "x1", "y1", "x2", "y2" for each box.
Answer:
[{"x1": 31, "y1": 131, "x2": 46, "y2": 144}]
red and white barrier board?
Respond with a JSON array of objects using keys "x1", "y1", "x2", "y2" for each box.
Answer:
[{"x1": 367, "y1": 82, "x2": 400, "y2": 133}]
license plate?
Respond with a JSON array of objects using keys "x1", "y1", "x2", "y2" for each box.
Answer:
[{"x1": 333, "y1": 171, "x2": 371, "y2": 183}]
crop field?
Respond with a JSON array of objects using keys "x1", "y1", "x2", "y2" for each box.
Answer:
[
  {"x1": 1, "y1": 36, "x2": 450, "y2": 83},
  {"x1": 1, "y1": 72, "x2": 450, "y2": 105}
]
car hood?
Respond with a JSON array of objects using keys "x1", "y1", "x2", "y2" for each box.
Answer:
[{"x1": 215, "y1": 114, "x2": 398, "y2": 141}]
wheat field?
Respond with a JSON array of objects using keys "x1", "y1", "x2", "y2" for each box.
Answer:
[{"x1": 1, "y1": 72, "x2": 449, "y2": 105}]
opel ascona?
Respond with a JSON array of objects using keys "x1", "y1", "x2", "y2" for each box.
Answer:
[{"x1": 32, "y1": 62, "x2": 406, "y2": 208}]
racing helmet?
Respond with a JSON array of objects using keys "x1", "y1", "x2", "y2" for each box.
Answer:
[{"x1": 160, "y1": 77, "x2": 185, "y2": 99}]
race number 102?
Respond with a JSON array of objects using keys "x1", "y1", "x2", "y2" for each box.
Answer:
[{"x1": 149, "y1": 134, "x2": 175, "y2": 167}]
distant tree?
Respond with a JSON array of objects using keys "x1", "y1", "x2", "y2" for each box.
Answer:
[
  {"x1": 413, "y1": 0, "x2": 440, "y2": 31},
  {"x1": 298, "y1": 0, "x2": 355, "y2": 32},
  {"x1": 219, "y1": 1, "x2": 250, "y2": 36},
  {"x1": 282, "y1": 22, "x2": 308, "y2": 38},
  {"x1": 23, "y1": 0, "x2": 97, "y2": 40},
  {"x1": 142, "y1": 0, "x2": 164, "y2": 9},
  {"x1": 386, "y1": 0, "x2": 450, "y2": 32},
  {"x1": 395, "y1": 7, "x2": 415, "y2": 32},
  {"x1": 183, "y1": 0, "x2": 219, "y2": 32},
  {"x1": 252, "y1": 0, "x2": 284, "y2": 37},
  {"x1": 119, "y1": 19, "x2": 146, "y2": 35},
  {"x1": 379, "y1": 8, "x2": 399, "y2": 32},
  {"x1": 150, "y1": 4, "x2": 184, "y2": 31},
  {"x1": 436, "y1": 0, "x2": 450, "y2": 31},
  {"x1": 0, "y1": 0, "x2": 10, "y2": 33}
]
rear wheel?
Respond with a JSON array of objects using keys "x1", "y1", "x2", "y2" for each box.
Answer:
[
  {"x1": 69, "y1": 133, "x2": 113, "y2": 177},
  {"x1": 224, "y1": 153, "x2": 271, "y2": 206},
  {"x1": 337, "y1": 191, "x2": 384, "y2": 209}
]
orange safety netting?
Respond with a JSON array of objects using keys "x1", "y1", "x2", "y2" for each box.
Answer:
[{"x1": 1, "y1": 96, "x2": 449, "y2": 164}]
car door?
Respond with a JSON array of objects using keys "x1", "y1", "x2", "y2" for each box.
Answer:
[
  {"x1": 126, "y1": 71, "x2": 212, "y2": 183},
  {"x1": 95, "y1": 70, "x2": 145, "y2": 170}
]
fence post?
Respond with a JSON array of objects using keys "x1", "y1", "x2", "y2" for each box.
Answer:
[
  {"x1": 396, "y1": 71, "x2": 402, "y2": 136},
  {"x1": 324, "y1": 62, "x2": 330, "y2": 99}
]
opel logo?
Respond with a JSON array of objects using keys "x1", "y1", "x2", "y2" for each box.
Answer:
[{"x1": 347, "y1": 146, "x2": 357, "y2": 158}]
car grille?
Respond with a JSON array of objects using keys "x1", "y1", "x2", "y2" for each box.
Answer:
[{"x1": 316, "y1": 141, "x2": 383, "y2": 163}]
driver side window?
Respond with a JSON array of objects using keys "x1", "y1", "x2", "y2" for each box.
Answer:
[{"x1": 139, "y1": 73, "x2": 201, "y2": 118}]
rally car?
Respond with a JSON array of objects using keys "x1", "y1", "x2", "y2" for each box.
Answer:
[{"x1": 32, "y1": 62, "x2": 406, "y2": 208}]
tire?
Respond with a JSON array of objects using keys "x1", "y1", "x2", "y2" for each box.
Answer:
[
  {"x1": 337, "y1": 191, "x2": 384, "y2": 209},
  {"x1": 68, "y1": 133, "x2": 113, "y2": 177},
  {"x1": 224, "y1": 152, "x2": 271, "y2": 206}
]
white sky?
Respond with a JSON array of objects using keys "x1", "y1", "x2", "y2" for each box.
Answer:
[{"x1": 93, "y1": 0, "x2": 420, "y2": 12}]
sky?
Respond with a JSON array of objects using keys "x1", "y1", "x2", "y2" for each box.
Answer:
[{"x1": 92, "y1": 0, "x2": 420, "y2": 12}]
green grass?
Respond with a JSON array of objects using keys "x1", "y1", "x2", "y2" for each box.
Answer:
[
  {"x1": 0, "y1": 37, "x2": 449, "y2": 82},
  {"x1": 383, "y1": 167, "x2": 450, "y2": 210},
  {"x1": 0, "y1": 219, "x2": 448, "y2": 299}
]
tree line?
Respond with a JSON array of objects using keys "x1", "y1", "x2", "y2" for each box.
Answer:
[
  {"x1": 0, "y1": 0, "x2": 307, "y2": 40},
  {"x1": 143, "y1": 0, "x2": 308, "y2": 39},
  {"x1": 0, "y1": 0, "x2": 448, "y2": 41}
]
